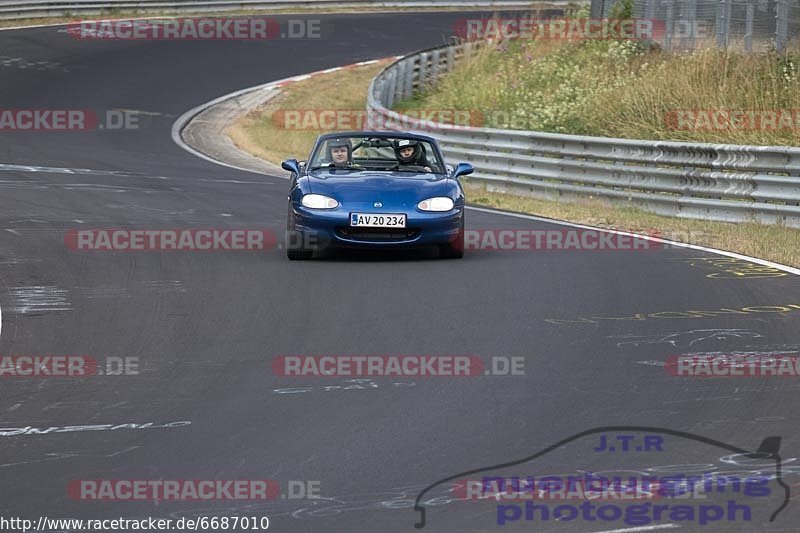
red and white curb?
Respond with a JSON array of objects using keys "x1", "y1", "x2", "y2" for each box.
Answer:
[{"x1": 272, "y1": 58, "x2": 389, "y2": 87}]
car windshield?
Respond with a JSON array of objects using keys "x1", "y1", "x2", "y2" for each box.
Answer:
[{"x1": 307, "y1": 135, "x2": 445, "y2": 174}]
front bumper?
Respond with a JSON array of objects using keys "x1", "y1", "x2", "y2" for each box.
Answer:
[{"x1": 291, "y1": 204, "x2": 463, "y2": 249}]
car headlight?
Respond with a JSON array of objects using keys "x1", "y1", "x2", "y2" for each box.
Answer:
[
  {"x1": 418, "y1": 197, "x2": 455, "y2": 212},
  {"x1": 301, "y1": 194, "x2": 339, "y2": 209}
]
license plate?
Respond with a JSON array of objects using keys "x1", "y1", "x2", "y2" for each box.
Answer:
[{"x1": 350, "y1": 213, "x2": 406, "y2": 228}]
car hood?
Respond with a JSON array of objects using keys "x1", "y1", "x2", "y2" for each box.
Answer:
[{"x1": 307, "y1": 170, "x2": 451, "y2": 206}]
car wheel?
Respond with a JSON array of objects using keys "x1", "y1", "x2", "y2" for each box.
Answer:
[
  {"x1": 287, "y1": 248, "x2": 313, "y2": 260},
  {"x1": 286, "y1": 206, "x2": 313, "y2": 260},
  {"x1": 439, "y1": 216, "x2": 464, "y2": 259}
]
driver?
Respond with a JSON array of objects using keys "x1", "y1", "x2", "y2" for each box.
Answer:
[
  {"x1": 327, "y1": 138, "x2": 360, "y2": 169},
  {"x1": 328, "y1": 138, "x2": 351, "y2": 166},
  {"x1": 393, "y1": 139, "x2": 432, "y2": 172}
]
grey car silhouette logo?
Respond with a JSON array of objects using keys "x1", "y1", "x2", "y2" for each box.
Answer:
[
  {"x1": 374, "y1": 202, "x2": 383, "y2": 208},
  {"x1": 413, "y1": 425, "x2": 790, "y2": 528}
]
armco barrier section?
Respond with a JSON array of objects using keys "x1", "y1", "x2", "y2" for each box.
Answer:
[{"x1": 366, "y1": 41, "x2": 800, "y2": 227}]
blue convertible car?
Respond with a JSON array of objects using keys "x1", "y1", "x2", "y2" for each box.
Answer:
[{"x1": 282, "y1": 132, "x2": 473, "y2": 260}]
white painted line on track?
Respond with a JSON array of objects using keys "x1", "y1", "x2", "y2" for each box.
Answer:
[
  {"x1": 466, "y1": 206, "x2": 800, "y2": 277},
  {"x1": 170, "y1": 56, "x2": 799, "y2": 278}
]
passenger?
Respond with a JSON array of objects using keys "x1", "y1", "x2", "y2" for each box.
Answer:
[{"x1": 393, "y1": 139, "x2": 432, "y2": 172}]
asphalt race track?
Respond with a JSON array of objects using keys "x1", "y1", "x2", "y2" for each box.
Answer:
[{"x1": 1, "y1": 10, "x2": 800, "y2": 533}]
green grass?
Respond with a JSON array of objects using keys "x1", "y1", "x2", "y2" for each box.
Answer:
[
  {"x1": 401, "y1": 39, "x2": 800, "y2": 146},
  {"x1": 229, "y1": 60, "x2": 800, "y2": 268},
  {"x1": 463, "y1": 182, "x2": 800, "y2": 268},
  {"x1": 227, "y1": 61, "x2": 388, "y2": 165}
]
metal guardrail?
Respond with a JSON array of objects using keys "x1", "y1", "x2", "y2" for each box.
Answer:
[
  {"x1": 0, "y1": 0, "x2": 557, "y2": 21},
  {"x1": 366, "y1": 41, "x2": 800, "y2": 228}
]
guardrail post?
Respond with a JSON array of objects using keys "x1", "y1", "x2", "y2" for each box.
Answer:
[
  {"x1": 775, "y1": 0, "x2": 788, "y2": 54},
  {"x1": 724, "y1": 0, "x2": 732, "y2": 48},
  {"x1": 379, "y1": 69, "x2": 397, "y2": 109},
  {"x1": 394, "y1": 60, "x2": 406, "y2": 102},
  {"x1": 446, "y1": 45, "x2": 455, "y2": 73},
  {"x1": 684, "y1": 0, "x2": 697, "y2": 50},
  {"x1": 370, "y1": 77, "x2": 387, "y2": 128},
  {"x1": 404, "y1": 58, "x2": 415, "y2": 99},
  {"x1": 716, "y1": 0, "x2": 731, "y2": 48},
  {"x1": 645, "y1": 0, "x2": 656, "y2": 20},
  {"x1": 664, "y1": 0, "x2": 674, "y2": 51},
  {"x1": 416, "y1": 52, "x2": 429, "y2": 94},
  {"x1": 465, "y1": 40, "x2": 475, "y2": 58},
  {"x1": 590, "y1": 0, "x2": 603, "y2": 19},
  {"x1": 430, "y1": 49, "x2": 441, "y2": 85},
  {"x1": 745, "y1": 0, "x2": 754, "y2": 52}
]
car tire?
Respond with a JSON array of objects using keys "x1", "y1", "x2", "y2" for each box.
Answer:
[
  {"x1": 286, "y1": 205, "x2": 313, "y2": 260},
  {"x1": 287, "y1": 248, "x2": 313, "y2": 260},
  {"x1": 439, "y1": 215, "x2": 464, "y2": 259}
]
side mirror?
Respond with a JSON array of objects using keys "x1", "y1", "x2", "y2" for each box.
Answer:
[
  {"x1": 282, "y1": 159, "x2": 301, "y2": 175},
  {"x1": 452, "y1": 162, "x2": 473, "y2": 178}
]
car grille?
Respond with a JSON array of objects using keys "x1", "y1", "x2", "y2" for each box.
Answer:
[{"x1": 336, "y1": 227, "x2": 421, "y2": 242}]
